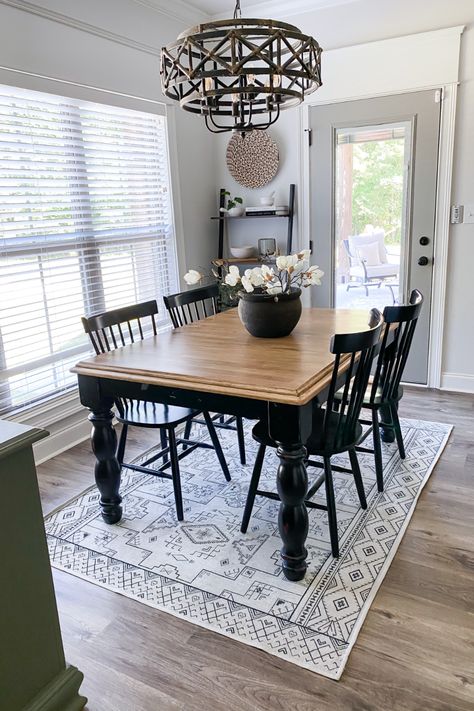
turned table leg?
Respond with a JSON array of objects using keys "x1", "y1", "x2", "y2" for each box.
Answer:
[
  {"x1": 276, "y1": 442, "x2": 309, "y2": 581},
  {"x1": 269, "y1": 402, "x2": 312, "y2": 582},
  {"x1": 89, "y1": 409, "x2": 122, "y2": 524}
]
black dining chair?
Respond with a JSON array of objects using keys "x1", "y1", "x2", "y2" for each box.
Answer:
[
  {"x1": 241, "y1": 309, "x2": 384, "y2": 558},
  {"x1": 353, "y1": 289, "x2": 424, "y2": 492},
  {"x1": 163, "y1": 283, "x2": 247, "y2": 465},
  {"x1": 81, "y1": 300, "x2": 230, "y2": 521}
]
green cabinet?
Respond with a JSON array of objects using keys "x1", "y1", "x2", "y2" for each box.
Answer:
[{"x1": 0, "y1": 421, "x2": 86, "y2": 711}]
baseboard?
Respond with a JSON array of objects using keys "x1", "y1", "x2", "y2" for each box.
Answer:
[
  {"x1": 33, "y1": 417, "x2": 91, "y2": 465},
  {"x1": 23, "y1": 665, "x2": 87, "y2": 711},
  {"x1": 440, "y1": 371, "x2": 474, "y2": 394},
  {"x1": 6, "y1": 391, "x2": 91, "y2": 464}
]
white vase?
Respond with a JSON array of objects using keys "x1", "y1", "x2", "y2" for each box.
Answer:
[{"x1": 227, "y1": 205, "x2": 245, "y2": 217}]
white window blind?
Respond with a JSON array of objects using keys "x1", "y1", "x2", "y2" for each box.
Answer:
[{"x1": 0, "y1": 85, "x2": 178, "y2": 415}]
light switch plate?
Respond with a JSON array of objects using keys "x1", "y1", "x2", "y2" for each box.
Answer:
[
  {"x1": 464, "y1": 204, "x2": 474, "y2": 224},
  {"x1": 451, "y1": 205, "x2": 464, "y2": 223}
]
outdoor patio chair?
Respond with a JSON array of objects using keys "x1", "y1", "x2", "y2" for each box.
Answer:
[{"x1": 343, "y1": 231, "x2": 399, "y2": 296}]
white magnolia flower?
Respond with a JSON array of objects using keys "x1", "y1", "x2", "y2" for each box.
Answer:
[
  {"x1": 304, "y1": 265, "x2": 324, "y2": 286},
  {"x1": 267, "y1": 284, "x2": 283, "y2": 295},
  {"x1": 184, "y1": 269, "x2": 202, "y2": 285},
  {"x1": 260, "y1": 264, "x2": 275, "y2": 281},
  {"x1": 297, "y1": 249, "x2": 311, "y2": 261},
  {"x1": 241, "y1": 275, "x2": 255, "y2": 292},
  {"x1": 276, "y1": 254, "x2": 298, "y2": 271},
  {"x1": 291, "y1": 259, "x2": 307, "y2": 276},
  {"x1": 225, "y1": 265, "x2": 241, "y2": 286},
  {"x1": 244, "y1": 267, "x2": 265, "y2": 287}
]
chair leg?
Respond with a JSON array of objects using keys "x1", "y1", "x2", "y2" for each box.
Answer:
[
  {"x1": 323, "y1": 456, "x2": 339, "y2": 558},
  {"x1": 203, "y1": 411, "x2": 231, "y2": 482},
  {"x1": 182, "y1": 419, "x2": 192, "y2": 451},
  {"x1": 390, "y1": 404, "x2": 406, "y2": 459},
  {"x1": 116, "y1": 424, "x2": 128, "y2": 466},
  {"x1": 236, "y1": 416, "x2": 246, "y2": 465},
  {"x1": 348, "y1": 448, "x2": 367, "y2": 509},
  {"x1": 241, "y1": 444, "x2": 266, "y2": 533},
  {"x1": 168, "y1": 427, "x2": 184, "y2": 521},
  {"x1": 160, "y1": 428, "x2": 168, "y2": 464},
  {"x1": 372, "y1": 410, "x2": 385, "y2": 493}
]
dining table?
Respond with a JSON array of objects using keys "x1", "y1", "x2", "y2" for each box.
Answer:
[{"x1": 72, "y1": 306, "x2": 376, "y2": 581}]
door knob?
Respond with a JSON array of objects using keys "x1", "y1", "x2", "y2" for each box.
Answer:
[
  {"x1": 419, "y1": 236, "x2": 430, "y2": 246},
  {"x1": 418, "y1": 256, "x2": 429, "y2": 266}
]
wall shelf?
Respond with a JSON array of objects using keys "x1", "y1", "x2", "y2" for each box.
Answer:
[
  {"x1": 211, "y1": 214, "x2": 289, "y2": 220},
  {"x1": 216, "y1": 184, "x2": 295, "y2": 262}
]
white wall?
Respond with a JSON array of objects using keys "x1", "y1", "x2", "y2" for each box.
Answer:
[
  {"x1": 442, "y1": 22, "x2": 474, "y2": 391},
  {"x1": 214, "y1": 0, "x2": 474, "y2": 392}
]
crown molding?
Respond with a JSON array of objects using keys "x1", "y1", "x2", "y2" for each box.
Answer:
[
  {"x1": 131, "y1": 0, "x2": 208, "y2": 25},
  {"x1": 214, "y1": 0, "x2": 361, "y2": 21},
  {"x1": 0, "y1": 0, "x2": 160, "y2": 55}
]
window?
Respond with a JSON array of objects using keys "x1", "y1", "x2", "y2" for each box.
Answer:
[{"x1": 0, "y1": 85, "x2": 178, "y2": 414}]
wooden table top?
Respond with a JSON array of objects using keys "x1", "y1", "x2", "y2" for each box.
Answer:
[{"x1": 72, "y1": 308, "x2": 375, "y2": 406}]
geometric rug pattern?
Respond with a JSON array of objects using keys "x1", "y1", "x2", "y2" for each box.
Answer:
[{"x1": 45, "y1": 417, "x2": 451, "y2": 679}]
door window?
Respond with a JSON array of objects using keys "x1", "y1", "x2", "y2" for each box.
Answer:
[{"x1": 334, "y1": 121, "x2": 411, "y2": 310}]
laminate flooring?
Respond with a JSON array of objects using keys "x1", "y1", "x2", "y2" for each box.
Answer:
[{"x1": 36, "y1": 388, "x2": 474, "y2": 711}]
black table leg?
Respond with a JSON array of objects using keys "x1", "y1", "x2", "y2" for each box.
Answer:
[
  {"x1": 89, "y1": 409, "x2": 122, "y2": 524},
  {"x1": 269, "y1": 402, "x2": 312, "y2": 581},
  {"x1": 276, "y1": 442, "x2": 309, "y2": 581},
  {"x1": 78, "y1": 376, "x2": 123, "y2": 524}
]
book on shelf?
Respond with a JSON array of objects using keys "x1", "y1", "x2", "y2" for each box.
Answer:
[{"x1": 245, "y1": 205, "x2": 289, "y2": 216}]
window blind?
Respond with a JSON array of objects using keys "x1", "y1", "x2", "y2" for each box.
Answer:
[{"x1": 0, "y1": 85, "x2": 178, "y2": 415}]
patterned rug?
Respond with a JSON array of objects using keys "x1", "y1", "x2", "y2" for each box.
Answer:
[{"x1": 45, "y1": 417, "x2": 451, "y2": 679}]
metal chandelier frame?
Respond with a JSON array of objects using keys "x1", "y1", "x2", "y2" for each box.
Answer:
[{"x1": 160, "y1": 1, "x2": 322, "y2": 134}]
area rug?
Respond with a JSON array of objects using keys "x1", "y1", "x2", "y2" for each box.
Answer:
[{"x1": 45, "y1": 417, "x2": 451, "y2": 679}]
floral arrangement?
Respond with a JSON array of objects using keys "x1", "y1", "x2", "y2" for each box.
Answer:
[
  {"x1": 223, "y1": 250, "x2": 323, "y2": 295},
  {"x1": 184, "y1": 250, "x2": 323, "y2": 300}
]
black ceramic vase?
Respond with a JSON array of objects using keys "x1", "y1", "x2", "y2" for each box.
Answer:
[{"x1": 237, "y1": 288, "x2": 302, "y2": 338}]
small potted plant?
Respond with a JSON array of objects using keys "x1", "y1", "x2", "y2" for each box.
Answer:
[{"x1": 220, "y1": 192, "x2": 244, "y2": 217}]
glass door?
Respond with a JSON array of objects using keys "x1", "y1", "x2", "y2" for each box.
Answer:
[{"x1": 309, "y1": 90, "x2": 441, "y2": 384}]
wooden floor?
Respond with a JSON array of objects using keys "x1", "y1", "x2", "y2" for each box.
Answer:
[{"x1": 37, "y1": 388, "x2": 474, "y2": 711}]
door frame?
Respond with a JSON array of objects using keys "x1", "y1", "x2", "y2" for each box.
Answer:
[
  {"x1": 300, "y1": 87, "x2": 455, "y2": 389},
  {"x1": 296, "y1": 26, "x2": 463, "y2": 389}
]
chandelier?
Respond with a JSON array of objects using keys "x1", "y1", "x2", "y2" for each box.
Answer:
[{"x1": 160, "y1": 1, "x2": 322, "y2": 134}]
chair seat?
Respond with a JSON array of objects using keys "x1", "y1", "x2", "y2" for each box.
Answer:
[
  {"x1": 335, "y1": 378, "x2": 404, "y2": 408},
  {"x1": 116, "y1": 401, "x2": 199, "y2": 428},
  {"x1": 350, "y1": 264, "x2": 399, "y2": 280},
  {"x1": 252, "y1": 407, "x2": 363, "y2": 456},
  {"x1": 362, "y1": 383, "x2": 404, "y2": 407}
]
